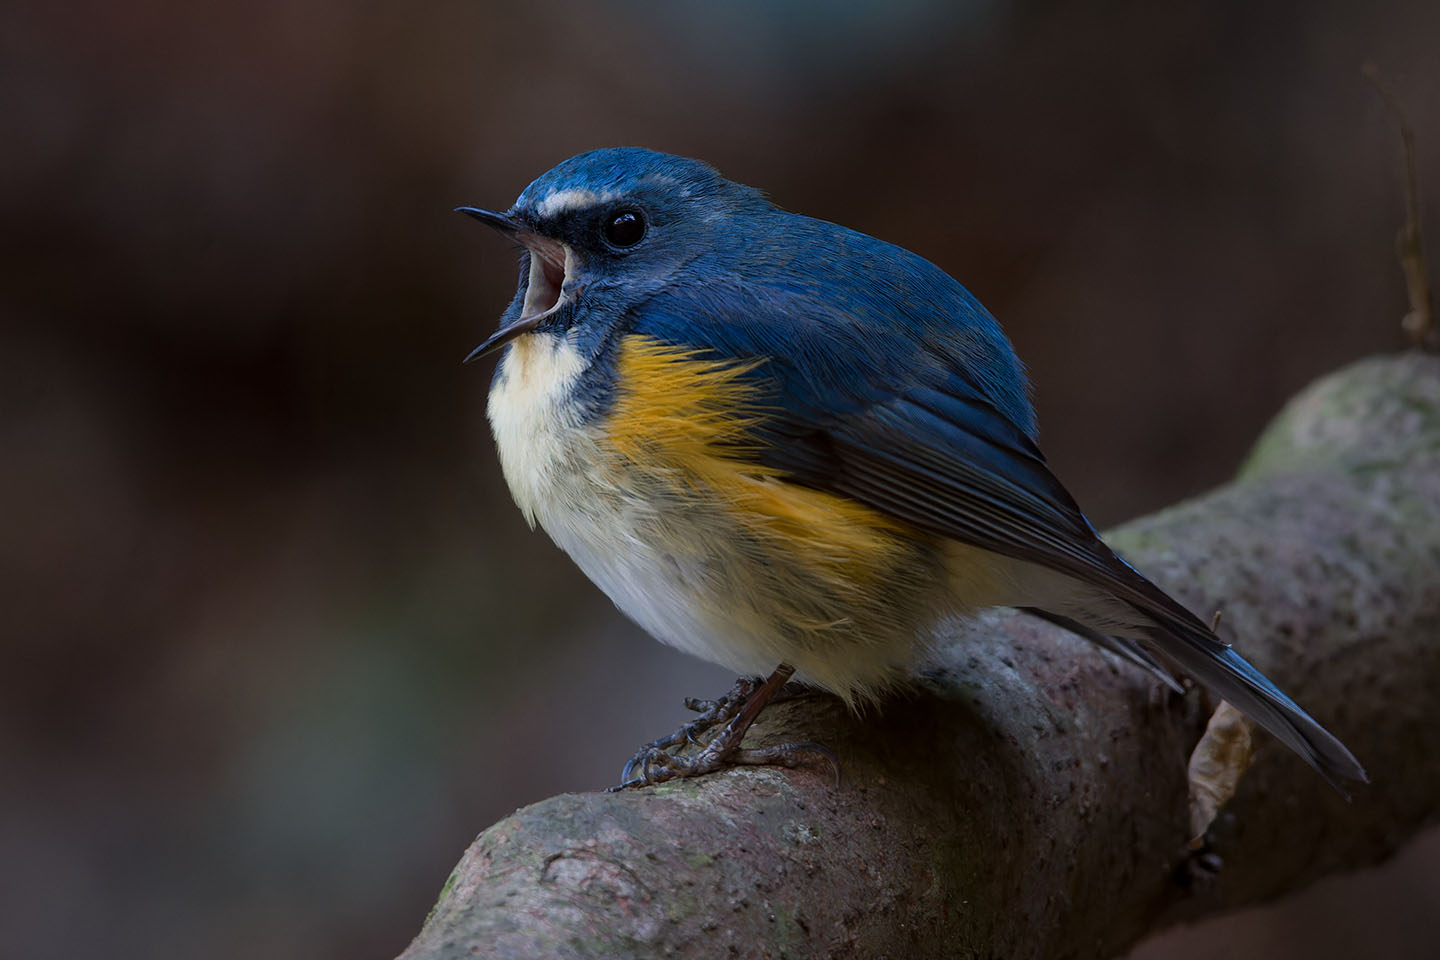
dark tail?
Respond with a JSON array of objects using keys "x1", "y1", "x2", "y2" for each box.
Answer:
[
  {"x1": 1146, "y1": 621, "x2": 1368, "y2": 795},
  {"x1": 1028, "y1": 565, "x2": 1368, "y2": 794}
]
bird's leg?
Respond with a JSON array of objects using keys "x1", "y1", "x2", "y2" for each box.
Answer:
[
  {"x1": 678, "y1": 676, "x2": 813, "y2": 717},
  {"x1": 609, "y1": 663, "x2": 838, "y2": 790}
]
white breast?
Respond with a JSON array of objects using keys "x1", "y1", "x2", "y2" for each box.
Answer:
[
  {"x1": 487, "y1": 332, "x2": 776, "y2": 677},
  {"x1": 486, "y1": 332, "x2": 590, "y2": 527}
]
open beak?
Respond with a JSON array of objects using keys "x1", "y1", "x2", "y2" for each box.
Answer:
[{"x1": 458, "y1": 206, "x2": 572, "y2": 364}]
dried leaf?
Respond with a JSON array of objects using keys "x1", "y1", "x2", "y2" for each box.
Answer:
[{"x1": 1187, "y1": 700, "x2": 1256, "y2": 843}]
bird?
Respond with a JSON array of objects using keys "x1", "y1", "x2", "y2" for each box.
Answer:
[{"x1": 458, "y1": 147, "x2": 1366, "y2": 792}]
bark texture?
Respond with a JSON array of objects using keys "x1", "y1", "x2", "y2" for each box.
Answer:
[{"x1": 402, "y1": 354, "x2": 1440, "y2": 959}]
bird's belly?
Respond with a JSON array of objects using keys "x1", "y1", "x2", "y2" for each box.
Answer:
[
  {"x1": 536, "y1": 481, "x2": 784, "y2": 680},
  {"x1": 486, "y1": 332, "x2": 982, "y2": 703}
]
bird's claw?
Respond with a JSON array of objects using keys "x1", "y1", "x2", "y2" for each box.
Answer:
[
  {"x1": 610, "y1": 739, "x2": 838, "y2": 791},
  {"x1": 607, "y1": 669, "x2": 838, "y2": 791}
]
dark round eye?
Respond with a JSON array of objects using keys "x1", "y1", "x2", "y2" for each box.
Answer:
[{"x1": 602, "y1": 209, "x2": 646, "y2": 248}]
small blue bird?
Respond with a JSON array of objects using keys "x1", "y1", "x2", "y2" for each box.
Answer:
[{"x1": 460, "y1": 147, "x2": 1365, "y2": 791}]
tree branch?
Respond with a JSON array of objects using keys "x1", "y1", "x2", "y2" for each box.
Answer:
[{"x1": 402, "y1": 354, "x2": 1440, "y2": 960}]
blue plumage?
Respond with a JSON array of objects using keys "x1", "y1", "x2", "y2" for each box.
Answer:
[
  {"x1": 462, "y1": 147, "x2": 1366, "y2": 791},
  {"x1": 635, "y1": 206, "x2": 1037, "y2": 434}
]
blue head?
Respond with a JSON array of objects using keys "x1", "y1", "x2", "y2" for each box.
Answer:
[
  {"x1": 459, "y1": 148, "x2": 773, "y2": 359},
  {"x1": 460, "y1": 147, "x2": 1035, "y2": 434}
]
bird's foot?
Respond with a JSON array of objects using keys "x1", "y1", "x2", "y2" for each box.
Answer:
[
  {"x1": 611, "y1": 724, "x2": 836, "y2": 790},
  {"x1": 614, "y1": 676, "x2": 759, "y2": 782},
  {"x1": 607, "y1": 665, "x2": 838, "y2": 790}
]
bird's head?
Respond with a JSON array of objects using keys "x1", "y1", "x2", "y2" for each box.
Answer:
[{"x1": 459, "y1": 147, "x2": 770, "y2": 363}]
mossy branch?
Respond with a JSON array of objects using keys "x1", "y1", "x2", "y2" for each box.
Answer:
[{"x1": 403, "y1": 354, "x2": 1440, "y2": 960}]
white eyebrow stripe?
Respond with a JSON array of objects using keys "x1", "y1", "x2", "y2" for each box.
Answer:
[{"x1": 536, "y1": 188, "x2": 617, "y2": 218}]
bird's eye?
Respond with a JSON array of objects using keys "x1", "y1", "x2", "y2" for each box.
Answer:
[{"x1": 602, "y1": 209, "x2": 646, "y2": 248}]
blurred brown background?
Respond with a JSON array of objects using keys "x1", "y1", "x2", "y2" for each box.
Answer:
[{"x1": 3, "y1": 0, "x2": 1437, "y2": 957}]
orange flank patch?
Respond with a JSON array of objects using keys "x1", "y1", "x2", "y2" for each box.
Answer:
[
  {"x1": 603, "y1": 334, "x2": 770, "y2": 466},
  {"x1": 605, "y1": 335, "x2": 914, "y2": 588}
]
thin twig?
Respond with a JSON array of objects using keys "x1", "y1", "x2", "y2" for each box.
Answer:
[{"x1": 1363, "y1": 63, "x2": 1435, "y2": 351}]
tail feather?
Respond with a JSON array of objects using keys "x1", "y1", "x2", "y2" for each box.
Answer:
[
  {"x1": 1021, "y1": 607, "x2": 1183, "y2": 693},
  {"x1": 1144, "y1": 621, "x2": 1368, "y2": 794},
  {"x1": 1012, "y1": 554, "x2": 1365, "y2": 793}
]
